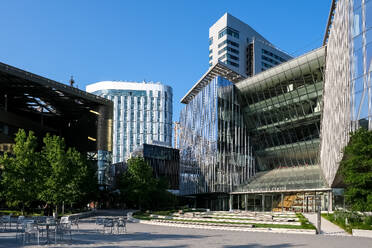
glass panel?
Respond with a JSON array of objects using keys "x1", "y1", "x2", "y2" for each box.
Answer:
[
  {"x1": 366, "y1": 0, "x2": 372, "y2": 30},
  {"x1": 354, "y1": 76, "x2": 364, "y2": 93},
  {"x1": 352, "y1": 48, "x2": 364, "y2": 79},
  {"x1": 353, "y1": 33, "x2": 363, "y2": 52},
  {"x1": 352, "y1": 6, "x2": 362, "y2": 37}
]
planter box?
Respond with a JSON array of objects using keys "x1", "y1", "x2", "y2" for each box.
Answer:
[{"x1": 352, "y1": 229, "x2": 372, "y2": 238}]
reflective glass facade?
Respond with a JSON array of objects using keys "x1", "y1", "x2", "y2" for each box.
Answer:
[
  {"x1": 350, "y1": 0, "x2": 372, "y2": 130},
  {"x1": 87, "y1": 82, "x2": 173, "y2": 164},
  {"x1": 179, "y1": 76, "x2": 254, "y2": 195},
  {"x1": 320, "y1": 0, "x2": 372, "y2": 186},
  {"x1": 176, "y1": 0, "x2": 372, "y2": 213},
  {"x1": 238, "y1": 49, "x2": 325, "y2": 171}
]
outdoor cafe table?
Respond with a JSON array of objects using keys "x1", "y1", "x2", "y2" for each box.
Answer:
[{"x1": 38, "y1": 221, "x2": 58, "y2": 244}]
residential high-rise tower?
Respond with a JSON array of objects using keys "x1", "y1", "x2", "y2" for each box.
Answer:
[
  {"x1": 208, "y1": 13, "x2": 292, "y2": 77},
  {"x1": 87, "y1": 81, "x2": 173, "y2": 164}
]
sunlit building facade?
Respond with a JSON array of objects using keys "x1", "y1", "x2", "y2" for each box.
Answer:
[
  {"x1": 178, "y1": 0, "x2": 372, "y2": 211},
  {"x1": 87, "y1": 81, "x2": 173, "y2": 164}
]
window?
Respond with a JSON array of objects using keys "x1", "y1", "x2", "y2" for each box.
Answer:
[
  {"x1": 209, "y1": 49, "x2": 213, "y2": 54},
  {"x1": 262, "y1": 55, "x2": 279, "y2": 65},
  {"x1": 218, "y1": 46, "x2": 239, "y2": 55},
  {"x1": 209, "y1": 55, "x2": 213, "y2": 61},
  {"x1": 227, "y1": 60, "x2": 239, "y2": 67},
  {"x1": 218, "y1": 27, "x2": 239, "y2": 39},
  {"x1": 218, "y1": 54, "x2": 226, "y2": 61},
  {"x1": 209, "y1": 62, "x2": 213, "y2": 67},
  {"x1": 227, "y1": 53, "x2": 239, "y2": 61},
  {"x1": 262, "y1": 49, "x2": 286, "y2": 63},
  {"x1": 218, "y1": 39, "x2": 239, "y2": 48},
  {"x1": 209, "y1": 37, "x2": 213, "y2": 45},
  {"x1": 262, "y1": 62, "x2": 272, "y2": 69}
]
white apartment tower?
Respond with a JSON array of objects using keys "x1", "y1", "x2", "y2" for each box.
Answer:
[
  {"x1": 86, "y1": 81, "x2": 173, "y2": 164},
  {"x1": 209, "y1": 13, "x2": 292, "y2": 77}
]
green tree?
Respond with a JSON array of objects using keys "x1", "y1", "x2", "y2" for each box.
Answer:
[
  {"x1": 340, "y1": 128, "x2": 372, "y2": 211},
  {"x1": 118, "y1": 158, "x2": 178, "y2": 210},
  {"x1": 119, "y1": 157, "x2": 155, "y2": 210},
  {"x1": 39, "y1": 134, "x2": 89, "y2": 215},
  {"x1": 0, "y1": 129, "x2": 42, "y2": 213}
]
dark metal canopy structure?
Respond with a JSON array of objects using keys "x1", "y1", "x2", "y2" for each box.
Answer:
[
  {"x1": 0, "y1": 62, "x2": 112, "y2": 154},
  {"x1": 180, "y1": 62, "x2": 246, "y2": 104}
]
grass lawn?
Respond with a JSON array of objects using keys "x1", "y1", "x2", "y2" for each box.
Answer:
[
  {"x1": 133, "y1": 211, "x2": 315, "y2": 230},
  {"x1": 322, "y1": 213, "x2": 372, "y2": 234}
]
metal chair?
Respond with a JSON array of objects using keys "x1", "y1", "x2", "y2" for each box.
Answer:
[
  {"x1": 23, "y1": 221, "x2": 40, "y2": 245},
  {"x1": 59, "y1": 217, "x2": 72, "y2": 242},
  {"x1": 116, "y1": 217, "x2": 127, "y2": 234},
  {"x1": 103, "y1": 218, "x2": 114, "y2": 234},
  {"x1": 95, "y1": 217, "x2": 105, "y2": 233},
  {"x1": 46, "y1": 217, "x2": 58, "y2": 244},
  {"x1": 1, "y1": 214, "x2": 12, "y2": 231},
  {"x1": 16, "y1": 216, "x2": 25, "y2": 234},
  {"x1": 71, "y1": 217, "x2": 79, "y2": 232}
]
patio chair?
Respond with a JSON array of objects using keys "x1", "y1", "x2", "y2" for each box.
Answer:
[
  {"x1": 59, "y1": 217, "x2": 72, "y2": 242},
  {"x1": 95, "y1": 217, "x2": 105, "y2": 233},
  {"x1": 16, "y1": 216, "x2": 25, "y2": 232},
  {"x1": 1, "y1": 214, "x2": 12, "y2": 231},
  {"x1": 16, "y1": 219, "x2": 28, "y2": 240},
  {"x1": 23, "y1": 222, "x2": 40, "y2": 245},
  {"x1": 103, "y1": 218, "x2": 114, "y2": 234},
  {"x1": 116, "y1": 217, "x2": 127, "y2": 234},
  {"x1": 71, "y1": 217, "x2": 79, "y2": 232},
  {"x1": 46, "y1": 217, "x2": 58, "y2": 244}
]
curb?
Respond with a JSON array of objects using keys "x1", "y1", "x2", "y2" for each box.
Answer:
[{"x1": 132, "y1": 218, "x2": 316, "y2": 235}]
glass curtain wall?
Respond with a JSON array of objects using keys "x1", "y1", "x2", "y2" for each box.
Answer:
[
  {"x1": 239, "y1": 59, "x2": 324, "y2": 171},
  {"x1": 179, "y1": 76, "x2": 254, "y2": 195},
  {"x1": 351, "y1": 0, "x2": 372, "y2": 130}
]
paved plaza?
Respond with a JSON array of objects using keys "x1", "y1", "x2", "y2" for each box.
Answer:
[{"x1": 0, "y1": 210, "x2": 370, "y2": 248}]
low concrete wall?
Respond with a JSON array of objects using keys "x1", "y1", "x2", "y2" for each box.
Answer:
[
  {"x1": 67, "y1": 210, "x2": 96, "y2": 219},
  {"x1": 352, "y1": 229, "x2": 372, "y2": 238}
]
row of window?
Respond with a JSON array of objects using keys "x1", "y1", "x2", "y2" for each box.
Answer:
[
  {"x1": 262, "y1": 55, "x2": 280, "y2": 65},
  {"x1": 218, "y1": 46, "x2": 239, "y2": 55},
  {"x1": 218, "y1": 39, "x2": 239, "y2": 48},
  {"x1": 262, "y1": 49, "x2": 286, "y2": 62},
  {"x1": 261, "y1": 62, "x2": 273, "y2": 71},
  {"x1": 219, "y1": 53, "x2": 239, "y2": 61},
  {"x1": 218, "y1": 27, "x2": 239, "y2": 39},
  {"x1": 227, "y1": 60, "x2": 239, "y2": 68}
]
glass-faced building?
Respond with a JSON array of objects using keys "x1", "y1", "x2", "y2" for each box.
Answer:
[
  {"x1": 179, "y1": 74, "x2": 254, "y2": 197},
  {"x1": 131, "y1": 143, "x2": 180, "y2": 190},
  {"x1": 87, "y1": 81, "x2": 173, "y2": 164},
  {"x1": 178, "y1": 0, "x2": 372, "y2": 211}
]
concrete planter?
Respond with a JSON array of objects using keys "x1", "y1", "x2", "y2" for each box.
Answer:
[{"x1": 352, "y1": 229, "x2": 372, "y2": 238}]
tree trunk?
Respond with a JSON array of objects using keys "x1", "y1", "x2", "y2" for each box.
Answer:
[{"x1": 62, "y1": 201, "x2": 65, "y2": 216}]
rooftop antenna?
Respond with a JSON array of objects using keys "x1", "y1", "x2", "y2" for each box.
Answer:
[{"x1": 69, "y1": 76, "x2": 75, "y2": 87}]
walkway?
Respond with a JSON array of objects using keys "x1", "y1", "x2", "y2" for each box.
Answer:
[
  {"x1": 1, "y1": 210, "x2": 369, "y2": 248},
  {"x1": 303, "y1": 213, "x2": 350, "y2": 236}
]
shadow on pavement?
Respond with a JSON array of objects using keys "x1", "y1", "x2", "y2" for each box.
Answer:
[{"x1": 224, "y1": 244, "x2": 298, "y2": 248}]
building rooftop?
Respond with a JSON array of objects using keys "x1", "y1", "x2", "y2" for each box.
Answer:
[{"x1": 180, "y1": 62, "x2": 246, "y2": 104}]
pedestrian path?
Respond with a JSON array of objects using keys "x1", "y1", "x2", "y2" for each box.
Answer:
[{"x1": 303, "y1": 213, "x2": 350, "y2": 236}]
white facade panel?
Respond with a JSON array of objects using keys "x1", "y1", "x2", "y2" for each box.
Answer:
[{"x1": 86, "y1": 81, "x2": 173, "y2": 163}]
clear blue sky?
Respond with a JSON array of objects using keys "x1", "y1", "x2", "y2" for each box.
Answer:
[{"x1": 0, "y1": 0, "x2": 331, "y2": 122}]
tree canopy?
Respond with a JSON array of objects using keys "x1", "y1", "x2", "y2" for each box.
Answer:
[
  {"x1": 340, "y1": 128, "x2": 372, "y2": 211},
  {"x1": 0, "y1": 129, "x2": 42, "y2": 211},
  {"x1": 118, "y1": 157, "x2": 177, "y2": 210},
  {"x1": 0, "y1": 129, "x2": 98, "y2": 214}
]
